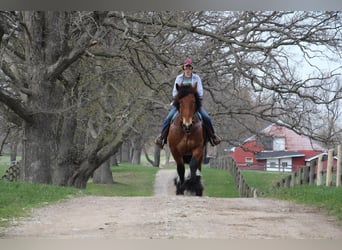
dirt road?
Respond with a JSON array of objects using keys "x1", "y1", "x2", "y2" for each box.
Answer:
[{"x1": 2, "y1": 169, "x2": 342, "y2": 239}]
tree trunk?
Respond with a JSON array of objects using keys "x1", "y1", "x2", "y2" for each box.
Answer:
[
  {"x1": 164, "y1": 146, "x2": 170, "y2": 165},
  {"x1": 22, "y1": 116, "x2": 56, "y2": 183},
  {"x1": 131, "y1": 139, "x2": 142, "y2": 165},
  {"x1": 10, "y1": 140, "x2": 18, "y2": 163},
  {"x1": 154, "y1": 145, "x2": 160, "y2": 167},
  {"x1": 20, "y1": 12, "x2": 69, "y2": 184},
  {"x1": 120, "y1": 141, "x2": 131, "y2": 163},
  {"x1": 93, "y1": 160, "x2": 114, "y2": 184}
]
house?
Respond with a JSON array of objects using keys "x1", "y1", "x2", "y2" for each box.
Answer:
[{"x1": 226, "y1": 122, "x2": 326, "y2": 172}]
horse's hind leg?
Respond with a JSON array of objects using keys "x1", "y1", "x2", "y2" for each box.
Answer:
[{"x1": 176, "y1": 163, "x2": 185, "y2": 195}]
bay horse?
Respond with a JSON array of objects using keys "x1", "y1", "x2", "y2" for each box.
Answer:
[{"x1": 168, "y1": 83, "x2": 206, "y2": 196}]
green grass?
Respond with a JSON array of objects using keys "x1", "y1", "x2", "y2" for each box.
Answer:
[
  {"x1": 202, "y1": 167, "x2": 239, "y2": 197},
  {"x1": 86, "y1": 164, "x2": 159, "y2": 196},
  {"x1": 0, "y1": 181, "x2": 81, "y2": 227},
  {"x1": 0, "y1": 156, "x2": 11, "y2": 177},
  {"x1": 241, "y1": 170, "x2": 289, "y2": 194},
  {"x1": 268, "y1": 185, "x2": 342, "y2": 223},
  {"x1": 1, "y1": 158, "x2": 341, "y2": 230},
  {"x1": 0, "y1": 163, "x2": 158, "y2": 230}
]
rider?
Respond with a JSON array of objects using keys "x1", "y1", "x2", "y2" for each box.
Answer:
[{"x1": 155, "y1": 58, "x2": 221, "y2": 149}]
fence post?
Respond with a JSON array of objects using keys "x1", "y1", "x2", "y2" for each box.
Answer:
[
  {"x1": 316, "y1": 155, "x2": 323, "y2": 186},
  {"x1": 326, "y1": 149, "x2": 334, "y2": 187},
  {"x1": 303, "y1": 166, "x2": 309, "y2": 184},
  {"x1": 309, "y1": 160, "x2": 316, "y2": 185},
  {"x1": 291, "y1": 171, "x2": 296, "y2": 187},
  {"x1": 337, "y1": 145, "x2": 341, "y2": 187},
  {"x1": 285, "y1": 175, "x2": 291, "y2": 188}
]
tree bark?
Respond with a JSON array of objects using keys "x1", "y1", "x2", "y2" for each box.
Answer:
[{"x1": 93, "y1": 160, "x2": 114, "y2": 184}]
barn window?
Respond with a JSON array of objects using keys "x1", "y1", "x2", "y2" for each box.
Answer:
[
  {"x1": 245, "y1": 157, "x2": 253, "y2": 163},
  {"x1": 245, "y1": 157, "x2": 253, "y2": 165},
  {"x1": 257, "y1": 136, "x2": 273, "y2": 150},
  {"x1": 273, "y1": 137, "x2": 285, "y2": 151}
]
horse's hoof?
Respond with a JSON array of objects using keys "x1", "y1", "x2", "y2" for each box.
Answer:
[
  {"x1": 195, "y1": 189, "x2": 203, "y2": 196},
  {"x1": 176, "y1": 186, "x2": 184, "y2": 195},
  {"x1": 175, "y1": 180, "x2": 185, "y2": 195},
  {"x1": 195, "y1": 181, "x2": 204, "y2": 196},
  {"x1": 176, "y1": 190, "x2": 184, "y2": 195}
]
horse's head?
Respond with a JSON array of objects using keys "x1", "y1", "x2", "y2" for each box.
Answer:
[{"x1": 174, "y1": 83, "x2": 202, "y2": 133}]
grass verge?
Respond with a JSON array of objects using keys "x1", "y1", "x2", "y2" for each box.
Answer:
[
  {"x1": 241, "y1": 170, "x2": 289, "y2": 194},
  {"x1": 267, "y1": 185, "x2": 342, "y2": 223},
  {"x1": 0, "y1": 163, "x2": 158, "y2": 230},
  {"x1": 202, "y1": 167, "x2": 239, "y2": 197},
  {"x1": 85, "y1": 164, "x2": 158, "y2": 196},
  {"x1": 0, "y1": 181, "x2": 81, "y2": 228}
]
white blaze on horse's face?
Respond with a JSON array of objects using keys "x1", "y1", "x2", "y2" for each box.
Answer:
[{"x1": 180, "y1": 94, "x2": 196, "y2": 132}]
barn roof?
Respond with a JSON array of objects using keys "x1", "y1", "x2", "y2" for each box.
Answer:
[{"x1": 255, "y1": 151, "x2": 305, "y2": 160}]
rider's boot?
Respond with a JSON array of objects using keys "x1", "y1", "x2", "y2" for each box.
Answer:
[
  {"x1": 210, "y1": 133, "x2": 222, "y2": 146},
  {"x1": 206, "y1": 126, "x2": 222, "y2": 146},
  {"x1": 155, "y1": 126, "x2": 169, "y2": 149}
]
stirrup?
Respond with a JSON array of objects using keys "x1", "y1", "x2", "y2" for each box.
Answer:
[
  {"x1": 209, "y1": 134, "x2": 221, "y2": 146},
  {"x1": 155, "y1": 136, "x2": 165, "y2": 149}
]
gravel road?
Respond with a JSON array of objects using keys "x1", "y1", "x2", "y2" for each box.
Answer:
[{"x1": 2, "y1": 169, "x2": 342, "y2": 239}]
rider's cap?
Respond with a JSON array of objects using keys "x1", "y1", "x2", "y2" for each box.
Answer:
[
  {"x1": 182, "y1": 58, "x2": 193, "y2": 69},
  {"x1": 184, "y1": 58, "x2": 193, "y2": 66}
]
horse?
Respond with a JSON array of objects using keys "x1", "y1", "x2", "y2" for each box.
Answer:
[{"x1": 167, "y1": 83, "x2": 206, "y2": 196}]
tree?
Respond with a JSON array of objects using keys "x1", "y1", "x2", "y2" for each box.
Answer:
[
  {"x1": 108, "y1": 11, "x2": 342, "y2": 147},
  {"x1": 1, "y1": 11, "x2": 341, "y2": 188},
  {"x1": 0, "y1": 11, "x2": 145, "y2": 188}
]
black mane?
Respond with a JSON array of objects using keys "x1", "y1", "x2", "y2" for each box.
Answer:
[{"x1": 173, "y1": 84, "x2": 202, "y2": 111}]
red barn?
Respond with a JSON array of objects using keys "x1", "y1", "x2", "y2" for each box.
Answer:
[{"x1": 226, "y1": 122, "x2": 326, "y2": 172}]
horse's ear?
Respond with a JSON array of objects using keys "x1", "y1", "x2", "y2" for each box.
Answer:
[{"x1": 193, "y1": 82, "x2": 197, "y2": 91}]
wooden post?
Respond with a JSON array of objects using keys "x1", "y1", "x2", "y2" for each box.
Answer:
[
  {"x1": 303, "y1": 166, "x2": 309, "y2": 184},
  {"x1": 337, "y1": 145, "x2": 341, "y2": 187},
  {"x1": 316, "y1": 155, "x2": 323, "y2": 186},
  {"x1": 309, "y1": 160, "x2": 316, "y2": 185},
  {"x1": 285, "y1": 175, "x2": 291, "y2": 188},
  {"x1": 291, "y1": 172, "x2": 296, "y2": 187},
  {"x1": 326, "y1": 149, "x2": 334, "y2": 187},
  {"x1": 299, "y1": 167, "x2": 304, "y2": 185}
]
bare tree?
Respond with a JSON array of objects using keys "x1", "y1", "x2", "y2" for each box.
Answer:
[
  {"x1": 107, "y1": 11, "x2": 342, "y2": 147},
  {"x1": 0, "y1": 11, "x2": 147, "y2": 187},
  {"x1": 1, "y1": 11, "x2": 341, "y2": 188}
]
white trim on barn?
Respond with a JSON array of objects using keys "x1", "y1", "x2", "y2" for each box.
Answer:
[{"x1": 266, "y1": 157, "x2": 292, "y2": 172}]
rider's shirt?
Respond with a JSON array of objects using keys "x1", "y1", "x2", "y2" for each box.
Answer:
[{"x1": 173, "y1": 73, "x2": 203, "y2": 98}]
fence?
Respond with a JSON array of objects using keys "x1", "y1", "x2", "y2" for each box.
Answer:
[
  {"x1": 275, "y1": 145, "x2": 342, "y2": 188},
  {"x1": 1, "y1": 161, "x2": 20, "y2": 182},
  {"x1": 208, "y1": 144, "x2": 342, "y2": 196},
  {"x1": 208, "y1": 156, "x2": 259, "y2": 198}
]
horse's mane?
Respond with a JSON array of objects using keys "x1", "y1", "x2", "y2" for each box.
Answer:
[{"x1": 173, "y1": 84, "x2": 202, "y2": 111}]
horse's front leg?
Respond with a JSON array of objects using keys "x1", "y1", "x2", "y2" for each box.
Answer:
[
  {"x1": 189, "y1": 153, "x2": 204, "y2": 196},
  {"x1": 176, "y1": 162, "x2": 185, "y2": 195}
]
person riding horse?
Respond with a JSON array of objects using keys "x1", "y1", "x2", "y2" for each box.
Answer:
[{"x1": 155, "y1": 58, "x2": 221, "y2": 149}]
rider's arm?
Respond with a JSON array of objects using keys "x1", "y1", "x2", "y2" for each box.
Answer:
[
  {"x1": 194, "y1": 74, "x2": 203, "y2": 99},
  {"x1": 172, "y1": 75, "x2": 183, "y2": 98}
]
